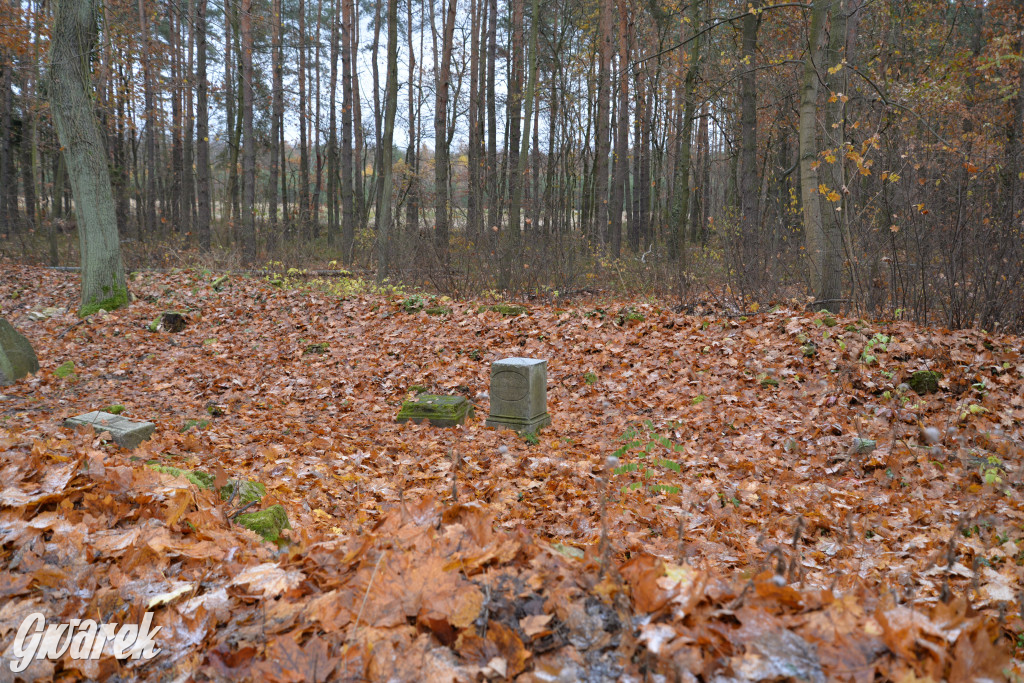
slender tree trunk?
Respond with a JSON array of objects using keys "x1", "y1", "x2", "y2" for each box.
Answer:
[
  {"x1": 0, "y1": 31, "x2": 12, "y2": 234},
  {"x1": 466, "y1": 0, "x2": 481, "y2": 241},
  {"x1": 269, "y1": 0, "x2": 283, "y2": 250},
  {"x1": 298, "y1": 0, "x2": 311, "y2": 235},
  {"x1": 223, "y1": 0, "x2": 234, "y2": 227},
  {"x1": 672, "y1": 0, "x2": 699, "y2": 255},
  {"x1": 196, "y1": 0, "x2": 211, "y2": 250},
  {"x1": 593, "y1": 0, "x2": 613, "y2": 244},
  {"x1": 405, "y1": 0, "x2": 419, "y2": 234},
  {"x1": 738, "y1": 1, "x2": 761, "y2": 259},
  {"x1": 376, "y1": 0, "x2": 399, "y2": 276},
  {"x1": 49, "y1": 0, "x2": 127, "y2": 314},
  {"x1": 610, "y1": 0, "x2": 630, "y2": 258},
  {"x1": 352, "y1": 0, "x2": 366, "y2": 228},
  {"x1": 183, "y1": 0, "x2": 196, "y2": 237},
  {"x1": 433, "y1": 0, "x2": 457, "y2": 255},
  {"x1": 341, "y1": 0, "x2": 356, "y2": 259},
  {"x1": 486, "y1": 0, "x2": 498, "y2": 235},
  {"x1": 240, "y1": 0, "x2": 256, "y2": 263},
  {"x1": 138, "y1": 0, "x2": 157, "y2": 237},
  {"x1": 800, "y1": 0, "x2": 836, "y2": 308},
  {"x1": 328, "y1": 0, "x2": 340, "y2": 246}
]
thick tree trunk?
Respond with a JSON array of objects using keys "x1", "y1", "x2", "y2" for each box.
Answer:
[
  {"x1": 196, "y1": 0, "x2": 211, "y2": 250},
  {"x1": 240, "y1": 0, "x2": 256, "y2": 263},
  {"x1": 48, "y1": 0, "x2": 127, "y2": 315}
]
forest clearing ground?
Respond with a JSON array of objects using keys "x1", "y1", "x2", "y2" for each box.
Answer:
[{"x1": 2, "y1": 264, "x2": 1024, "y2": 680}]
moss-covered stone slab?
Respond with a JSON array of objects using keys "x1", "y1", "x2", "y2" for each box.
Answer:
[
  {"x1": 221, "y1": 480, "x2": 266, "y2": 505},
  {"x1": 396, "y1": 394, "x2": 474, "y2": 427},
  {"x1": 908, "y1": 370, "x2": 942, "y2": 394},
  {"x1": 65, "y1": 411, "x2": 155, "y2": 449},
  {"x1": 477, "y1": 304, "x2": 527, "y2": 316},
  {"x1": 0, "y1": 318, "x2": 39, "y2": 385},
  {"x1": 236, "y1": 504, "x2": 291, "y2": 542}
]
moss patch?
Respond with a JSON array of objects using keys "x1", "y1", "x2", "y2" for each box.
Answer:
[
  {"x1": 478, "y1": 304, "x2": 527, "y2": 316},
  {"x1": 236, "y1": 505, "x2": 291, "y2": 542},
  {"x1": 54, "y1": 361, "x2": 77, "y2": 379},
  {"x1": 425, "y1": 306, "x2": 452, "y2": 316},
  {"x1": 147, "y1": 463, "x2": 216, "y2": 490},
  {"x1": 105, "y1": 404, "x2": 125, "y2": 415},
  {"x1": 396, "y1": 394, "x2": 474, "y2": 427},
  {"x1": 220, "y1": 480, "x2": 266, "y2": 506},
  {"x1": 908, "y1": 370, "x2": 942, "y2": 394},
  {"x1": 79, "y1": 285, "x2": 129, "y2": 318},
  {"x1": 181, "y1": 418, "x2": 211, "y2": 432}
]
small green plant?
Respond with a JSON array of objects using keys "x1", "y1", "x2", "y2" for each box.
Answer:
[
  {"x1": 182, "y1": 418, "x2": 211, "y2": 432},
  {"x1": 692, "y1": 394, "x2": 707, "y2": 405},
  {"x1": 610, "y1": 421, "x2": 685, "y2": 496},
  {"x1": 303, "y1": 341, "x2": 330, "y2": 355},
  {"x1": 105, "y1": 404, "x2": 125, "y2": 415},
  {"x1": 584, "y1": 372, "x2": 598, "y2": 385},
  {"x1": 402, "y1": 294, "x2": 429, "y2": 313},
  {"x1": 860, "y1": 332, "x2": 892, "y2": 365},
  {"x1": 54, "y1": 361, "x2": 76, "y2": 379},
  {"x1": 522, "y1": 431, "x2": 540, "y2": 445}
]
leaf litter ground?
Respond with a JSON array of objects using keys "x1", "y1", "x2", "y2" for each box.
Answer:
[{"x1": 1, "y1": 266, "x2": 1023, "y2": 681}]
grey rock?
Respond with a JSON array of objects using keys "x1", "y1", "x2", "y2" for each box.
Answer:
[{"x1": 0, "y1": 318, "x2": 39, "y2": 385}]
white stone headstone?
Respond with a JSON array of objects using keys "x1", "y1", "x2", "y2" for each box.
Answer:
[{"x1": 485, "y1": 357, "x2": 551, "y2": 434}]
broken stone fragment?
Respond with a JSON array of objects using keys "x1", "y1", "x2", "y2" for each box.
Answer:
[
  {"x1": 396, "y1": 394, "x2": 474, "y2": 427},
  {"x1": 65, "y1": 411, "x2": 155, "y2": 449},
  {"x1": 0, "y1": 317, "x2": 39, "y2": 385}
]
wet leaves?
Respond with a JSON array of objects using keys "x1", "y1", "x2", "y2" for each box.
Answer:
[{"x1": 0, "y1": 267, "x2": 1023, "y2": 679}]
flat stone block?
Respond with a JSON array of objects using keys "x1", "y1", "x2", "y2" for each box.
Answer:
[
  {"x1": 486, "y1": 357, "x2": 550, "y2": 434},
  {"x1": 396, "y1": 395, "x2": 474, "y2": 427},
  {"x1": 0, "y1": 318, "x2": 39, "y2": 386},
  {"x1": 65, "y1": 411, "x2": 156, "y2": 449}
]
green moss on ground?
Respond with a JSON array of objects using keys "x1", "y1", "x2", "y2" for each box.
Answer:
[
  {"x1": 147, "y1": 463, "x2": 216, "y2": 490},
  {"x1": 79, "y1": 285, "x2": 129, "y2": 318},
  {"x1": 220, "y1": 480, "x2": 266, "y2": 506},
  {"x1": 236, "y1": 505, "x2": 291, "y2": 542},
  {"x1": 478, "y1": 304, "x2": 527, "y2": 316},
  {"x1": 105, "y1": 404, "x2": 125, "y2": 414},
  {"x1": 908, "y1": 370, "x2": 942, "y2": 394},
  {"x1": 54, "y1": 361, "x2": 76, "y2": 379}
]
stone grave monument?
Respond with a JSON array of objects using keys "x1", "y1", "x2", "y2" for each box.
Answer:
[
  {"x1": 396, "y1": 394, "x2": 474, "y2": 427},
  {"x1": 65, "y1": 411, "x2": 156, "y2": 450},
  {"x1": 486, "y1": 357, "x2": 551, "y2": 434},
  {"x1": 0, "y1": 317, "x2": 39, "y2": 385}
]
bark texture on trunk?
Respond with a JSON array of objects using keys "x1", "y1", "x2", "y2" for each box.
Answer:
[{"x1": 48, "y1": 0, "x2": 127, "y2": 315}]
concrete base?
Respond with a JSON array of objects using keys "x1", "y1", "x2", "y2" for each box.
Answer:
[
  {"x1": 65, "y1": 411, "x2": 156, "y2": 449},
  {"x1": 485, "y1": 412, "x2": 551, "y2": 435}
]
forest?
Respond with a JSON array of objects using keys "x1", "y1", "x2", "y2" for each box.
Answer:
[
  {"x1": 3, "y1": 0, "x2": 1024, "y2": 680},
  {"x1": 0, "y1": 0, "x2": 1022, "y2": 326}
]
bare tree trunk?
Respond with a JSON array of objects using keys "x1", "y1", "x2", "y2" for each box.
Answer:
[
  {"x1": 800, "y1": 0, "x2": 837, "y2": 308},
  {"x1": 341, "y1": 0, "x2": 356, "y2": 260},
  {"x1": 240, "y1": 0, "x2": 256, "y2": 263},
  {"x1": 466, "y1": 0, "x2": 481, "y2": 241},
  {"x1": 610, "y1": 0, "x2": 630, "y2": 258},
  {"x1": 405, "y1": 0, "x2": 419, "y2": 234},
  {"x1": 593, "y1": 0, "x2": 613, "y2": 244},
  {"x1": 196, "y1": 0, "x2": 211, "y2": 250},
  {"x1": 433, "y1": 0, "x2": 457, "y2": 256},
  {"x1": 486, "y1": 0, "x2": 498, "y2": 235},
  {"x1": 376, "y1": 0, "x2": 399, "y2": 276},
  {"x1": 672, "y1": 0, "x2": 699, "y2": 255},
  {"x1": 299, "y1": 0, "x2": 311, "y2": 235},
  {"x1": 48, "y1": 0, "x2": 127, "y2": 314},
  {"x1": 738, "y1": 1, "x2": 761, "y2": 260},
  {"x1": 138, "y1": 0, "x2": 157, "y2": 237},
  {"x1": 328, "y1": 0, "x2": 340, "y2": 246},
  {"x1": 269, "y1": 0, "x2": 283, "y2": 250}
]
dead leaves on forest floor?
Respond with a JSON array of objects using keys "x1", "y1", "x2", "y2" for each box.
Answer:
[{"x1": 1, "y1": 265, "x2": 1023, "y2": 681}]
